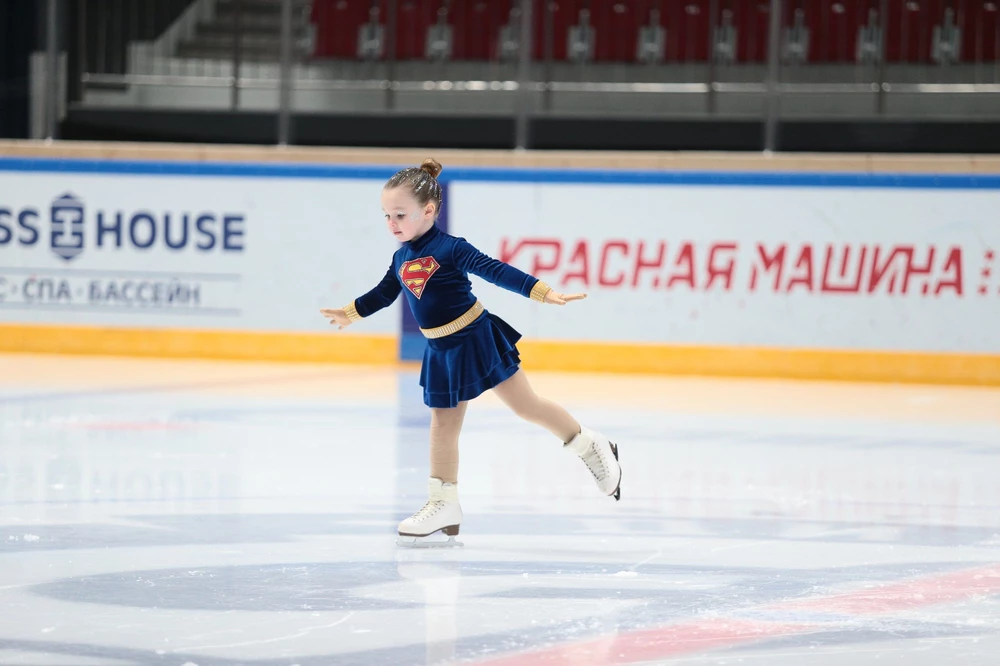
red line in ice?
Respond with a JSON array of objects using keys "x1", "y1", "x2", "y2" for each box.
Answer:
[{"x1": 464, "y1": 564, "x2": 1000, "y2": 666}]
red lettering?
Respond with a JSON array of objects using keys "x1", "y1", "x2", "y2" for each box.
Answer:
[
  {"x1": 868, "y1": 246, "x2": 911, "y2": 295},
  {"x1": 904, "y1": 247, "x2": 935, "y2": 295},
  {"x1": 599, "y1": 241, "x2": 629, "y2": 287},
  {"x1": 935, "y1": 247, "x2": 963, "y2": 295},
  {"x1": 705, "y1": 242, "x2": 738, "y2": 291},
  {"x1": 666, "y1": 242, "x2": 697, "y2": 290},
  {"x1": 821, "y1": 244, "x2": 867, "y2": 294},
  {"x1": 632, "y1": 241, "x2": 666, "y2": 288},
  {"x1": 562, "y1": 240, "x2": 590, "y2": 287},
  {"x1": 786, "y1": 245, "x2": 814, "y2": 293},
  {"x1": 499, "y1": 238, "x2": 562, "y2": 278},
  {"x1": 750, "y1": 244, "x2": 786, "y2": 292},
  {"x1": 499, "y1": 238, "x2": 965, "y2": 298}
]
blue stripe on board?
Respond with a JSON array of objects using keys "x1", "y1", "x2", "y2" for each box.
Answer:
[
  {"x1": 398, "y1": 332, "x2": 427, "y2": 364},
  {"x1": 2, "y1": 156, "x2": 1000, "y2": 189}
]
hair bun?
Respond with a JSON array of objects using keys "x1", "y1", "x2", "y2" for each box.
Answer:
[{"x1": 419, "y1": 158, "x2": 443, "y2": 179}]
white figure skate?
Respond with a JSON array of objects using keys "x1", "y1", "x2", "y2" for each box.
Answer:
[
  {"x1": 397, "y1": 477, "x2": 464, "y2": 548},
  {"x1": 565, "y1": 426, "x2": 621, "y2": 500}
]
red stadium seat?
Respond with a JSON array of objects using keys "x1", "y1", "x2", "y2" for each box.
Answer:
[
  {"x1": 394, "y1": 0, "x2": 427, "y2": 60},
  {"x1": 661, "y1": 0, "x2": 711, "y2": 62},
  {"x1": 590, "y1": 0, "x2": 640, "y2": 62},
  {"x1": 949, "y1": 0, "x2": 998, "y2": 63},
  {"x1": 885, "y1": 0, "x2": 938, "y2": 63},
  {"x1": 719, "y1": 0, "x2": 772, "y2": 64},
  {"x1": 452, "y1": 0, "x2": 511, "y2": 61},
  {"x1": 819, "y1": 0, "x2": 868, "y2": 63},
  {"x1": 311, "y1": 0, "x2": 374, "y2": 59},
  {"x1": 535, "y1": 0, "x2": 576, "y2": 61}
]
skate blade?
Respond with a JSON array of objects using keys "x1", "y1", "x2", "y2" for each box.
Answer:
[
  {"x1": 396, "y1": 535, "x2": 464, "y2": 549},
  {"x1": 611, "y1": 442, "x2": 621, "y2": 502}
]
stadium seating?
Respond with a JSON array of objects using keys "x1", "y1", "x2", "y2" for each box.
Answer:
[{"x1": 308, "y1": 0, "x2": 999, "y2": 65}]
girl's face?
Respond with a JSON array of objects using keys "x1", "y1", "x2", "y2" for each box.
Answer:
[{"x1": 381, "y1": 187, "x2": 436, "y2": 242}]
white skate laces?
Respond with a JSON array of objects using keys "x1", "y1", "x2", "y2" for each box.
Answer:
[
  {"x1": 397, "y1": 477, "x2": 463, "y2": 548},
  {"x1": 580, "y1": 448, "x2": 608, "y2": 481},
  {"x1": 408, "y1": 499, "x2": 445, "y2": 523},
  {"x1": 565, "y1": 427, "x2": 622, "y2": 501}
]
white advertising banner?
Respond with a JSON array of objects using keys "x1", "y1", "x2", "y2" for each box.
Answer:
[
  {"x1": 5, "y1": 166, "x2": 999, "y2": 355},
  {"x1": 451, "y1": 182, "x2": 1000, "y2": 353},
  {"x1": 0, "y1": 172, "x2": 399, "y2": 335}
]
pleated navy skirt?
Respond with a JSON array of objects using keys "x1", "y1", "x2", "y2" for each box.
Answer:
[{"x1": 418, "y1": 310, "x2": 521, "y2": 408}]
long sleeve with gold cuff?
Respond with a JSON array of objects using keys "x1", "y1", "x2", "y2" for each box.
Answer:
[
  {"x1": 344, "y1": 225, "x2": 551, "y2": 327},
  {"x1": 348, "y1": 264, "x2": 401, "y2": 320}
]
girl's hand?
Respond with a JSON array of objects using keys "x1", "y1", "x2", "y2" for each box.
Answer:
[
  {"x1": 320, "y1": 308, "x2": 353, "y2": 330},
  {"x1": 544, "y1": 291, "x2": 587, "y2": 306}
]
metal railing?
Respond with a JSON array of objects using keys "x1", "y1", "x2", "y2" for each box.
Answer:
[{"x1": 38, "y1": 0, "x2": 1000, "y2": 148}]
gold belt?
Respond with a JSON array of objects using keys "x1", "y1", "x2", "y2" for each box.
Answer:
[{"x1": 420, "y1": 301, "x2": 485, "y2": 339}]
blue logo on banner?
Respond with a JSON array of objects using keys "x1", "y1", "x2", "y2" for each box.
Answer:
[
  {"x1": 50, "y1": 193, "x2": 85, "y2": 262},
  {"x1": 1, "y1": 193, "x2": 246, "y2": 261}
]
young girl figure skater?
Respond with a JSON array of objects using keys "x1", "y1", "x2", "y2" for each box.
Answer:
[{"x1": 321, "y1": 159, "x2": 621, "y2": 546}]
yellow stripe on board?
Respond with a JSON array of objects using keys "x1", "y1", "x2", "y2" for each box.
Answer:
[
  {"x1": 0, "y1": 324, "x2": 396, "y2": 365},
  {"x1": 517, "y1": 340, "x2": 1000, "y2": 387},
  {"x1": 1, "y1": 323, "x2": 998, "y2": 386}
]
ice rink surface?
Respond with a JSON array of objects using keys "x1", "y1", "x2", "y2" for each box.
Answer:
[{"x1": 1, "y1": 353, "x2": 999, "y2": 666}]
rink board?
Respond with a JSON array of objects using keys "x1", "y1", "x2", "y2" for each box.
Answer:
[{"x1": 1, "y1": 157, "x2": 999, "y2": 384}]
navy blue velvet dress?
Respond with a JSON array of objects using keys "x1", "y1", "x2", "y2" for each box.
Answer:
[{"x1": 351, "y1": 224, "x2": 545, "y2": 408}]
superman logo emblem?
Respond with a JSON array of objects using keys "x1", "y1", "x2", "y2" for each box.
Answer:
[{"x1": 400, "y1": 256, "x2": 440, "y2": 298}]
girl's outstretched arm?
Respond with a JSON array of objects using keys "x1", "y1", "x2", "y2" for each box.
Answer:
[
  {"x1": 320, "y1": 263, "x2": 401, "y2": 329},
  {"x1": 452, "y1": 238, "x2": 586, "y2": 306}
]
